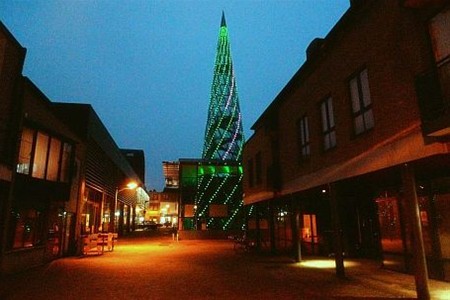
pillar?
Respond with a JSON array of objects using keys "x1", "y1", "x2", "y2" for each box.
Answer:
[
  {"x1": 401, "y1": 163, "x2": 430, "y2": 300},
  {"x1": 329, "y1": 183, "x2": 345, "y2": 278}
]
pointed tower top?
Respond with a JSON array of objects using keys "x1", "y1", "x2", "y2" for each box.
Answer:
[{"x1": 221, "y1": 11, "x2": 227, "y2": 27}]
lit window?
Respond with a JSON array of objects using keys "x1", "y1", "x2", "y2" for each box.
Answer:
[
  {"x1": 46, "y1": 138, "x2": 61, "y2": 181},
  {"x1": 32, "y1": 132, "x2": 49, "y2": 179},
  {"x1": 60, "y1": 143, "x2": 72, "y2": 182},
  {"x1": 297, "y1": 115, "x2": 310, "y2": 159},
  {"x1": 320, "y1": 97, "x2": 336, "y2": 150},
  {"x1": 16, "y1": 127, "x2": 73, "y2": 182},
  {"x1": 350, "y1": 68, "x2": 374, "y2": 135},
  {"x1": 17, "y1": 128, "x2": 34, "y2": 174}
]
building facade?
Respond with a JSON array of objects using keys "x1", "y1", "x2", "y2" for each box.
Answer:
[
  {"x1": 0, "y1": 22, "x2": 147, "y2": 273},
  {"x1": 243, "y1": 0, "x2": 450, "y2": 282}
]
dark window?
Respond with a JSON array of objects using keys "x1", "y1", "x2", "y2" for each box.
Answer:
[
  {"x1": 320, "y1": 97, "x2": 336, "y2": 150},
  {"x1": 297, "y1": 115, "x2": 310, "y2": 160},
  {"x1": 349, "y1": 68, "x2": 374, "y2": 135}
]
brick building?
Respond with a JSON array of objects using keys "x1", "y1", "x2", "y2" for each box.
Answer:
[
  {"x1": 0, "y1": 22, "x2": 147, "y2": 273},
  {"x1": 243, "y1": 0, "x2": 450, "y2": 282}
]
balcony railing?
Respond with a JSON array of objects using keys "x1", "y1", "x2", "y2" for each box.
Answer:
[{"x1": 416, "y1": 58, "x2": 450, "y2": 137}]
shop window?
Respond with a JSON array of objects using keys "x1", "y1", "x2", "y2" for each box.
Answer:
[
  {"x1": 302, "y1": 214, "x2": 318, "y2": 243},
  {"x1": 435, "y1": 193, "x2": 450, "y2": 260},
  {"x1": 9, "y1": 208, "x2": 44, "y2": 249},
  {"x1": 376, "y1": 197, "x2": 404, "y2": 253},
  {"x1": 320, "y1": 97, "x2": 336, "y2": 151},
  {"x1": 349, "y1": 68, "x2": 374, "y2": 135}
]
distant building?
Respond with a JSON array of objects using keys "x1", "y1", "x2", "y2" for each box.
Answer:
[
  {"x1": 52, "y1": 103, "x2": 148, "y2": 236},
  {"x1": 163, "y1": 161, "x2": 179, "y2": 190},
  {"x1": 178, "y1": 159, "x2": 243, "y2": 231},
  {"x1": 147, "y1": 190, "x2": 178, "y2": 227},
  {"x1": 121, "y1": 149, "x2": 146, "y2": 185},
  {"x1": 244, "y1": 0, "x2": 450, "y2": 284}
]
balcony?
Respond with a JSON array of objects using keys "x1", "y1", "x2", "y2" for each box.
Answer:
[{"x1": 416, "y1": 59, "x2": 450, "y2": 137}]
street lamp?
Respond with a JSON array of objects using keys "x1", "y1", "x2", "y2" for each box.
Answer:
[{"x1": 114, "y1": 181, "x2": 138, "y2": 234}]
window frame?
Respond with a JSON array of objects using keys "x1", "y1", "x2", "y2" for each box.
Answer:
[
  {"x1": 349, "y1": 68, "x2": 374, "y2": 136},
  {"x1": 320, "y1": 97, "x2": 337, "y2": 151},
  {"x1": 16, "y1": 126, "x2": 73, "y2": 183},
  {"x1": 297, "y1": 114, "x2": 310, "y2": 161}
]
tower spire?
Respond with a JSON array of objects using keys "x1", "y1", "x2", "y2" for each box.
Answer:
[
  {"x1": 202, "y1": 12, "x2": 244, "y2": 161},
  {"x1": 221, "y1": 11, "x2": 226, "y2": 27},
  {"x1": 196, "y1": 13, "x2": 246, "y2": 230}
]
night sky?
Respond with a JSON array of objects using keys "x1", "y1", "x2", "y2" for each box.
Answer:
[{"x1": 1, "y1": 1, "x2": 349, "y2": 191}]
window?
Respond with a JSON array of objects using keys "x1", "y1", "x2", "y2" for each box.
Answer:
[
  {"x1": 17, "y1": 128, "x2": 34, "y2": 175},
  {"x1": 320, "y1": 97, "x2": 336, "y2": 150},
  {"x1": 297, "y1": 115, "x2": 310, "y2": 159},
  {"x1": 350, "y1": 69, "x2": 374, "y2": 135},
  {"x1": 46, "y1": 138, "x2": 61, "y2": 181},
  {"x1": 60, "y1": 143, "x2": 72, "y2": 182},
  {"x1": 16, "y1": 127, "x2": 73, "y2": 182},
  {"x1": 429, "y1": 8, "x2": 450, "y2": 65},
  {"x1": 32, "y1": 132, "x2": 49, "y2": 179},
  {"x1": 429, "y1": 8, "x2": 450, "y2": 106},
  {"x1": 9, "y1": 208, "x2": 44, "y2": 249}
]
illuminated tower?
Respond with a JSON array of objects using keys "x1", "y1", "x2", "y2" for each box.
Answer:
[
  {"x1": 196, "y1": 12, "x2": 245, "y2": 230},
  {"x1": 202, "y1": 12, "x2": 244, "y2": 161}
]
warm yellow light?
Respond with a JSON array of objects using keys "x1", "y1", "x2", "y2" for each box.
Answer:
[
  {"x1": 126, "y1": 182, "x2": 138, "y2": 189},
  {"x1": 298, "y1": 259, "x2": 360, "y2": 269}
]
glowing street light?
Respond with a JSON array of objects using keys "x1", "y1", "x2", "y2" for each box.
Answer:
[{"x1": 114, "y1": 181, "x2": 138, "y2": 234}]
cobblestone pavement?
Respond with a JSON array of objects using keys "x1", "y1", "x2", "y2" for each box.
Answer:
[{"x1": 1, "y1": 235, "x2": 449, "y2": 299}]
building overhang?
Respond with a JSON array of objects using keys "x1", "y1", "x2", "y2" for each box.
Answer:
[{"x1": 282, "y1": 124, "x2": 449, "y2": 197}]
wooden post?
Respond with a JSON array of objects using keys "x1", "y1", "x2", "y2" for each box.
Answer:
[
  {"x1": 329, "y1": 183, "x2": 345, "y2": 278},
  {"x1": 401, "y1": 163, "x2": 430, "y2": 300}
]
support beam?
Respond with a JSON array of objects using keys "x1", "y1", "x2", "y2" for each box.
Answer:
[
  {"x1": 401, "y1": 163, "x2": 430, "y2": 300},
  {"x1": 292, "y1": 208, "x2": 302, "y2": 262},
  {"x1": 329, "y1": 183, "x2": 345, "y2": 278}
]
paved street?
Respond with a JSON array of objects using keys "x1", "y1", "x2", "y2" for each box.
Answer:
[{"x1": 1, "y1": 234, "x2": 449, "y2": 300}]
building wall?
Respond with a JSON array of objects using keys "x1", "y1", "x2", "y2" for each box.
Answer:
[
  {"x1": 243, "y1": 0, "x2": 450, "y2": 281},
  {"x1": 0, "y1": 23, "x2": 25, "y2": 169},
  {"x1": 278, "y1": 0, "x2": 433, "y2": 187}
]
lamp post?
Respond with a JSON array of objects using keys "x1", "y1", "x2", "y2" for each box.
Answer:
[{"x1": 114, "y1": 181, "x2": 138, "y2": 234}]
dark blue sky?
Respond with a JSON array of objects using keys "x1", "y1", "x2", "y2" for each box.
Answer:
[{"x1": 1, "y1": 1, "x2": 349, "y2": 191}]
